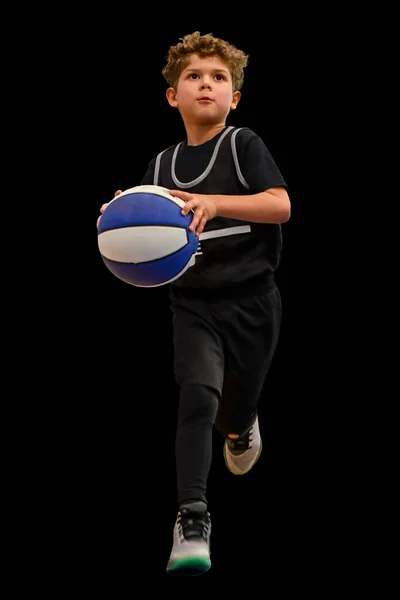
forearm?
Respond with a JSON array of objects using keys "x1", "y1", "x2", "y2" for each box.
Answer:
[{"x1": 214, "y1": 189, "x2": 291, "y2": 224}]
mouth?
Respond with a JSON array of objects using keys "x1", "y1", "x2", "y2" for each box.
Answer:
[{"x1": 197, "y1": 97, "x2": 213, "y2": 102}]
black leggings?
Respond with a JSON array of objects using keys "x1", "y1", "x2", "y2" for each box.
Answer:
[
  {"x1": 176, "y1": 383, "x2": 218, "y2": 507},
  {"x1": 172, "y1": 283, "x2": 282, "y2": 507}
]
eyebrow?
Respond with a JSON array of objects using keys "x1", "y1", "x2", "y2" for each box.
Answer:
[{"x1": 185, "y1": 67, "x2": 230, "y2": 75}]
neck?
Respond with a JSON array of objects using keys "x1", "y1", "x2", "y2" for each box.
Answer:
[{"x1": 184, "y1": 122, "x2": 226, "y2": 146}]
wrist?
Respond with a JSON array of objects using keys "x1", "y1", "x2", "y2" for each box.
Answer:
[{"x1": 213, "y1": 195, "x2": 222, "y2": 218}]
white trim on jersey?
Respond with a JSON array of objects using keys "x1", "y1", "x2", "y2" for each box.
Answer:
[
  {"x1": 199, "y1": 225, "x2": 251, "y2": 241},
  {"x1": 153, "y1": 127, "x2": 252, "y2": 240}
]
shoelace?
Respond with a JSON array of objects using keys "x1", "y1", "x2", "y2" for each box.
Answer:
[
  {"x1": 227, "y1": 428, "x2": 253, "y2": 452},
  {"x1": 178, "y1": 510, "x2": 210, "y2": 541}
]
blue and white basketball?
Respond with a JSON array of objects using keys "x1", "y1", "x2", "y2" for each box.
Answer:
[{"x1": 97, "y1": 185, "x2": 199, "y2": 287}]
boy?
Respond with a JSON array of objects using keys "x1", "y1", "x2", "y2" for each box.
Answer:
[{"x1": 97, "y1": 31, "x2": 290, "y2": 576}]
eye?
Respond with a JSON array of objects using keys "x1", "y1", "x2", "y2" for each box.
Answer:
[
  {"x1": 215, "y1": 74, "x2": 226, "y2": 80},
  {"x1": 189, "y1": 73, "x2": 199, "y2": 79}
]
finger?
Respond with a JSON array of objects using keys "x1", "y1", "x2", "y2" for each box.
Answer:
[
  {"x1": 182, "y1": 199, "x2": 199, "y2": 215},
  {"x1": 189, "y1": 217, "x2": 198, "y2": 232},
  {"x1": 114, "y1": 190, "x2": 122, "y2": 197},
  {"x1": 189, "y1": 210, "x2": 203, "y2": 232},
  {"x1": 181, "y1": 203, "x2": 192, "y2": 215},
  {"x1": 170, "y1": 189, "x2": 187, "y2": 199},
  {"x1": 196, "y1": 216, "x2": 208, "y2": 237}
]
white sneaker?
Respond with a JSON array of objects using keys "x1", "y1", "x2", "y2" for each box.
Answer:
[
  {"x1": 166, "y1": 501, "x2": 211, "y2": 576},
  {"x1": 223, "y1": 416, "x2": 262, "y2": 475}
]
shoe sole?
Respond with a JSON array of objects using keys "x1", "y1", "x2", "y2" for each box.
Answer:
[
  {"x1": 223, "y1": 438, "x2": 263, "y2": 475},
  {"x1": 166, "y1": 556, "x2": 211, "y2": 576}
]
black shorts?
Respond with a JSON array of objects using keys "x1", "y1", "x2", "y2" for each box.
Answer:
[{"x1": 169, "y1": 280, "x2": 282, "y2": 433}]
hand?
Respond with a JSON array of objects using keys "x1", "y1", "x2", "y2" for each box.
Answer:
[
  {"x1": 97, "y1": 190, "x2": 122, "y2": 228},
  {"x1": 169, "y1": 189, "x2": 217, "y2": 237}
]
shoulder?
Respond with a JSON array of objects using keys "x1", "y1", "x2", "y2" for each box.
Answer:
[
  {"x1": 150, "y1": 139, "x2": 183, "y2": 164},
  {"x1": 232, "y1": 127, "x2": 267, "y2": 152},
  {"x1": 157, "y1": 141, "x2": 180, "y2": 156},
  {"x1": 143, "y1": 141, "x2": 178, "y2": 168},
  {"x1": 145, "y1": 143, "x2": 178, "y2": 173},
  {"x1": 140, "y1": 141, "x2": 182, "y2": 185},
  {"x1": 233, "y1": 127, "x2": 279, "y2": 164},
  {"x1": 230, "y1": 127, "x2": 288, "y2": 192},
  {"x1": 232, "y1": 126, "x2": 259, "y2": 141}
]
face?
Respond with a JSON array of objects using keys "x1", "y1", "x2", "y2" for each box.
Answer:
[{"x1": 166, "y1": 54, "x2": 241, "y2": 126}]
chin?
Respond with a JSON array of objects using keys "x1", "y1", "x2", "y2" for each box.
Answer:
[{"x1": 195, "y1": 114, "x2": 226, "y2": 126}]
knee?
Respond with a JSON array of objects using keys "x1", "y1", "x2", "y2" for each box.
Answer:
[{"x1": 178, "y1": 384, "x2": 219, "y2": 425}]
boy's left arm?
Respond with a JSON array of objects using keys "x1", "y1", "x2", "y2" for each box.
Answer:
[{"x1": 170, "y1": 187, "x2": 291, "y2": 238}]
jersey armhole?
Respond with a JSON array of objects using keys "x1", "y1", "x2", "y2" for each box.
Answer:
[
  {"x1": 231, "y1": 128, "x2": 250, "y2": 190},
  {"x1": 153, "y1": 149, "x2": 168, "y2": 185}
]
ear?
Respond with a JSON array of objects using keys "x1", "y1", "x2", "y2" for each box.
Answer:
[
  {"x1": 166, "y1": 87, "x2": 179, "y2": 108},
  {"x1": 230, "y1": 90, "x2": 241, "y2": 110}
]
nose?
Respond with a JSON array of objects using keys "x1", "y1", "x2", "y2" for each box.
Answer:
[{"x1": 200, "y1": 77, "x2": 212, "y2": 89}]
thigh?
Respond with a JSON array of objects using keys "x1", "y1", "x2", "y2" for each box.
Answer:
[{"x1": 170, "y1": 295, "x2": 224, "y2": 393}]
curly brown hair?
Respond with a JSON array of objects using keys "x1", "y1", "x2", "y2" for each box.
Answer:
[{"x1": 162, "y1": 31, "x2": 249, "y2": 91}]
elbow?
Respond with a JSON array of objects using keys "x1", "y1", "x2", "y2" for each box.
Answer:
[
  {"x1": 280, "y1": 198, "x2": 291, "y2": 223},
  {"x1": 264, "y1": 188, "x2": 291, "y2": 223},
  {"x1": 273, "y1": 196, "x2": 291, "y2": 223}
]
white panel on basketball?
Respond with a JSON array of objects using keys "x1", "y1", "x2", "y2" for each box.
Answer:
[
  {"x1": 98, "y1": 225, "x2": 188, "y2": 263},
  {"x1": 108, "y1": 185, "x2": 186, "y2": 209}
]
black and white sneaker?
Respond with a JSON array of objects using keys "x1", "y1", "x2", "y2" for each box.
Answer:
[
  {"x1": 223, "y1": 416, "x2": 262, "y2": 475},
  {"x1": 166, "y1": 501, "x2": 211, "y2": 576}
]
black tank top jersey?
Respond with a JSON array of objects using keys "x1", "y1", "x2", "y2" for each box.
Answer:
[{"x1": 140, "y1": 126, "x2": 288, "y2": 292}]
